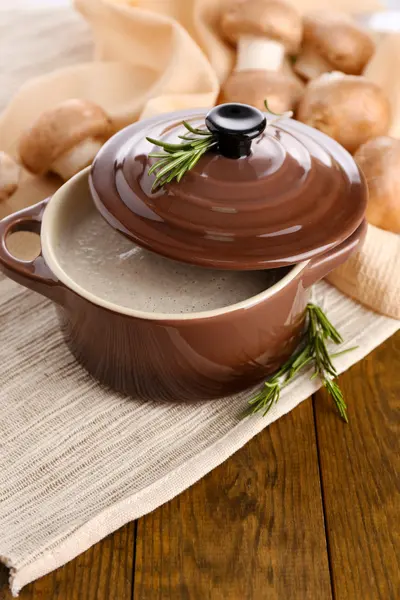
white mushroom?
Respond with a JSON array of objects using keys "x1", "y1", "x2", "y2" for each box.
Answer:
[
  {"x1": 295, "y1": 12, "x2": 375, "y2": 82},
  {"x1": 355, "y1": 137, "x2": 400, "y2": 233},
  {"x1": 220, "y1": 0, "x2": 304, "y2": 113},
  {"x1": 0, "y1": 151, "x2": 21, "y2": 201},
  {"x1": 19, "y1": 99, "x2": 112, "y2": 180},
  {"x1": 297, "y1": 73, "x2": 391, "y2": 154}
]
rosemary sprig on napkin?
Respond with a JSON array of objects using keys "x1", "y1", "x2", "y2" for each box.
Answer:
[
  {"x1": 146, "y1": 121, "x2": 217, "y2": 190},
  {"x1": 248, "y1": 304, "x2": 356, "y2": 422}
]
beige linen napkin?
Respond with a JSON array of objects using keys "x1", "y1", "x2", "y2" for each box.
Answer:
[
  {"x1": 1, "y1": 275, "x2": 398, "y2": 597},
  {"x1": 0, "y1": 0, "x2": 399, "y2": 595}
]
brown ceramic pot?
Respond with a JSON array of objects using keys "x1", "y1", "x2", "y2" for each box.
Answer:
[{"x1": 0, "y1": 169, "x2": 366, "y2": 401}]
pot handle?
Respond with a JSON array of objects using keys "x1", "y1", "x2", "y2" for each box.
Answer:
[
  {"x1": 303, "y1": 220, "x2": 367, "y2": 289},
  {"x1": 0, "y1": 199, "x2": 64, "y2": 302}
]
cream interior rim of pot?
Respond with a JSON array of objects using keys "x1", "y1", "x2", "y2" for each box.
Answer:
[{"x1": 40, "y1": 168, "x2": 308, "y2": 321}]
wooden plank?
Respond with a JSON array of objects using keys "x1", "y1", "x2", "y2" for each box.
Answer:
[
  {"x1": 134, "y1": 399, "x2": 332, "y2": 600},
  {"x1": 0, "y1": 565, "x2": 11, "y2": 600},
  {"x1": 0, "y1": 522, "x2": 135, "y2": 600},
  {"x1": 314, "y1": 332, "x2": 400, "y2": 600}
]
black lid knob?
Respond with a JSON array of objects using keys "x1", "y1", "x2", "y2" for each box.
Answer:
[{"x1": 205, "y1": 103, "x2": 267, "y2": 159}]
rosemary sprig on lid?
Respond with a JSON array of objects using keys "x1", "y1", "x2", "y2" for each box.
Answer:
[
  {"x1": 264, "y1": 99, "x2": 293, "y2": 122},
  {"x1": 146, "y1": 100, "x2": 291, "y2": 190},
  {"x1": 146, "y1": 121, "x2": 217, "y2": 190},
  {"x1": 247, "y1": 303, "x2": 356, "y2": 422}
]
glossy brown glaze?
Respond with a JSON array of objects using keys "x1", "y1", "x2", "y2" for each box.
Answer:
[
  {"x1": 0, "y1": 200, "x2": 65, "y2": 303},
  {"x1": 56, "y1": 274, "x2": 304, "y2": 401},
  {"x1": 90, "y1": 109, "x2": 367, "y2": 270},
  {"x1": 0, "y1": 171, "x2": 367, "y2": 401}
]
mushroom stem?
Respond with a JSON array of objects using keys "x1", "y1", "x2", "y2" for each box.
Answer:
[
  {"x1": 236, "y1": 36, "x2": 285, "y2": 72},
  {"x1": 51, "y1": 138, "x2": 103, "y2": 181},
  {"x1": 294, "y1": 45, "x2": 333, "y2": 81}
]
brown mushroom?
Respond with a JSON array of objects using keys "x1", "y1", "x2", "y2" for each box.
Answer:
[
  {"x1": 354, "y1": 137, "x2": 400, "y2": 233},
  {"x1": 297, "y1": 73, "x2": 390, "y2": 154},
  {"x1": 295, "y1": 12, "x2": 375, "y2": 81},
  {"x1": 221, "y1": 0, "x2": 302, "y2": 72},
  {"x1": 220, "y1": 0, "x2": 304, "y2": 112},
  {"x1": 219, "y1": 70, "x2": 304, "y2": 115},
  {"x1": 0, "y1": 152, "x2": 21, "y2": 201},
  {"x1": 19, "y1": 99, "x2": 112, "y2": 181}
]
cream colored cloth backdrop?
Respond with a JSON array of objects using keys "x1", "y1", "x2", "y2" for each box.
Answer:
[{"x1": 0, "y1": 0, "x2": 398, "y2": 318}]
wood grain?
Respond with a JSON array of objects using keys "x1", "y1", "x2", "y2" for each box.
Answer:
[
  {"x1": 314, "y1": 332, "x2": 400, "y2": 600},
  {"x1": 134, "y1": 399, "x2": 332, "y2": 600},
  {"x1": 0, "y1": 522, "x2": 135, "y2": 600}
]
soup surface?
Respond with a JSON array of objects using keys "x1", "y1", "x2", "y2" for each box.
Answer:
[{"x1": 58, "y1": 204, "x2": 287, "y2": 314}]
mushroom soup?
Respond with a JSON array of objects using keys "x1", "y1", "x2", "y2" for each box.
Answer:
[{"x1": 57, "y1": 198, "x2": 286, "y2": 314}]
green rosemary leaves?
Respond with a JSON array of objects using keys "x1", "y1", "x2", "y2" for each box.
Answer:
[
  {"x1": 248, "y1": 304, "x2": 354, "y2": 422},
  {"x1": 146, "y1": 121, "x2": 217, "y2": 190}
]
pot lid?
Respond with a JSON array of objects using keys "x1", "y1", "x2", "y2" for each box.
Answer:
[{"x1": 89, "y1": 103, "x2": 367, "y2": 270}]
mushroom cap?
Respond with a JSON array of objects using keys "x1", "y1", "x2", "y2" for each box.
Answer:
[
  {"x1": 19, "y1": 99, "x2": 112, "y2": 175},
  {"x1": 297, "y1": 73, "x2": 391, "y2": 154},
  {"x1": 302, "y1": 11, "x2": 375, "y2": 75},
  {"x1": 221, "y1": 0, "x2": 302, "y2": 54},
  {"x1": 0, "y1": 151, "x2": 21, "y2": 201},
  {"x1": 220, "y1": 69, "x2": 304, "y2": 114},
  {"x1": 354, "y1": 137, "x2": 400, "y2": 233}
]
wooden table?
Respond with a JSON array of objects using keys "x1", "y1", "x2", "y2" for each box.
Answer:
[{"x1": 0, "y1": 332, "x2": 399, "y2": 600}]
